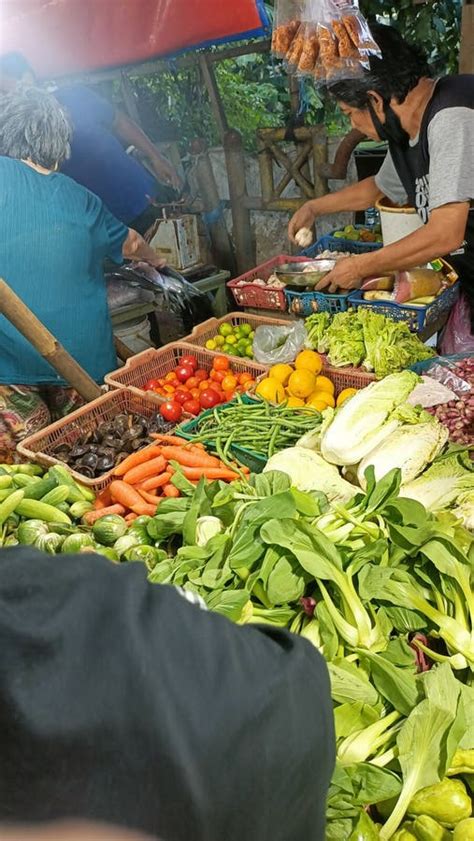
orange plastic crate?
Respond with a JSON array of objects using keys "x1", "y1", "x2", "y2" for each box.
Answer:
[
  {"x1": 104, "y1": 342, "x2": 267, "y2": 397},
  {"x1": 17, "y1": 388, "x2": 174, "y2": 493}
]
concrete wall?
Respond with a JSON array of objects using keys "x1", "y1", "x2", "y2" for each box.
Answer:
[{"x1": 202, "y1": 136, "x2": 357, "y2": 264}]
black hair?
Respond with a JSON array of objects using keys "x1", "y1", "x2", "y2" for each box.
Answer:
[
  {"x1": 0, "y1": 87, "x2": 71, "y2": 169},
  {"x1": 0, "y1": 52, "x2": 35, "y2": 80},
  {"x1": 328, "y1": 24, "x2": 431, "y2": 106}
]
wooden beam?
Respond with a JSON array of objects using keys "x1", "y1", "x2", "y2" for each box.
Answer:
[
  {"x1": 198, "y1": 54, "x2": 228, "y2": 140},
  {"x1": 119, "y1": 71, "x2": 141, "y2": 123}
]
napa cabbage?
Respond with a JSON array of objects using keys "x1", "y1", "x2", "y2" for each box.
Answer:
[
  {"x1": 264, "y1": 447, "x2": 356, "y2": 504},
  {"x1": 357, "y1": 420, "x2": 448, "y2": 489}
]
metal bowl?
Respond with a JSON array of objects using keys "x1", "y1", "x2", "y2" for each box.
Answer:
[{"x1": 274, "y1": 259, "x2": 336, "y2": 287}]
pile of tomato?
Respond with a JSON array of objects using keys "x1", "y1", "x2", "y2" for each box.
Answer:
[{"x1": 143, "y1": 353, "x2": 257, "y2": 421}]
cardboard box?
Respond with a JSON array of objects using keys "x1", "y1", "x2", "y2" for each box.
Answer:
[{"x1": 148, "y1": 215, "x2": 201, "y2": 271}]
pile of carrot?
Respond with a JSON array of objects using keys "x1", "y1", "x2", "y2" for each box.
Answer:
[{"x1": 85, "y1": 434, "x2": 248, "y2": 525}]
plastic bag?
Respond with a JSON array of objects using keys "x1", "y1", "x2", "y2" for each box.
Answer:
[
  {"x1": 272, "y1": 0, "x2": 380, "y2": 85},
  {"x1": 253, "y1": 321, "x2": 307, "y2": 365},
  {"x1": 410, "y1": 354, "x2": 473, "y2": 398},
  {"x1": 440, "y1": 294, "x2": 474, "y2": 356}
]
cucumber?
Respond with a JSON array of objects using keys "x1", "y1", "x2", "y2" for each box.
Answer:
[
  {"x1": 41, "y1": 485, "x2": 70, "y2": 507},
  {"x1": 16, "y1": 499, "x2": 71, "y2": 524},
  {"x1": 0, "y1": 490, "x2": 25, "y2": 526},
  {"x1": 22, "y1": 475, "x2": 57, "y2": 501},
  {"x1": 12, "y1": 473, "x2": 41, "y2": 489},
  {"x1": 0, "y1": 475, "x2": 13, "y2": 489},
  {"x1": 49, "y1": 466, "x2": 94, "y2": 503}
]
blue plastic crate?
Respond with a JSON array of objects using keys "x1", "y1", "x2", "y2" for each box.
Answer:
[
  {"x1": 348, "y1": 282, "x2": 460, "y2": 333},
  {"x1": 302, "y1": 225, "x2": 383, "y2": 258},
  {"x1": 285, "y1": 288, "x2": 351, "y2": 317}
]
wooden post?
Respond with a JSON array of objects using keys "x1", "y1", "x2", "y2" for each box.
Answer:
[
  {"x1": 0, "y1": 279, "x2": 102, "y2": 402},
  {"x1": 460, "y1": 0, "x2": 474, "y2": 73},
  {"x1": 120, "y1": 71, "x2": 141, "y2": 123},
  {"x1": 190, "y1": 138, "x2": 237, "y2": 274},
  {"x1": 224, "y1": 129, "x2": 256, "y2": 273}
]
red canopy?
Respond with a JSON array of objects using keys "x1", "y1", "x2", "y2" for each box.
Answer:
[{"x1": 2, "y1": 0, "x2": 270, "y2": 78}]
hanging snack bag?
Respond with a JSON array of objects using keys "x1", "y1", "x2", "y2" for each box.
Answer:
[{"x1": 271, "y1": 0, "x2": 304, "y2": 58}]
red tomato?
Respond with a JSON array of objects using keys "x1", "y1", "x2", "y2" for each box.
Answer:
[
  {"x1": 208, "y1": 381, "x2": 222, "y2": 394},
  {"x1": 143, "y1": 378, "x2": 161, "y2": 391},
  {"x1": 175, "y1": 364, "x2": 194, "y2": 383},
  {"x1": 200, "y1": 389, "x2": 220, "y2": 409},
  {"x1": 210, "y1": 369, "x2": 225, "y2": 383},
  {"x1": 186, "y1": 376, "x2": 199, "y2": 390},
  {"x1": 194, "y1": 368, "x2": 208, "y2": 383},
  {"x1": 163, "y1": 384, "x2": 176, "y2": 395},
  {"x1": 224, "y1": 389, "x2": 235, "y2": 402},
  {"x1": 174, "y1": 388, "x2": 189, "y2": 405},
  {"x1": 182, "y1": 398, "x2": 200, "y2": 416},
  {"x1": 239, "y1": 372, "x2": 253, "y2": 385},
  {"x1": 212, "y1": 355, "x2": 230, "y2": 372},
  {"x1": 165, "y1": 372, "x2": 178, "y2": 383},
  {"x1": 154, "y1": 387, "x2": 166, "y2": 396},
  {"x1": 159, "y1": 400, "x2": 182, "y2": 423},
  {"x1": 189, "y1": 387, "x2": 201, "y2": 400},
  {"x1": 179, "y1": 354, "x2": 198, "y2": 371},
  {"x1": 198, "y1": 379, "x2": 211, "y2": 391}
]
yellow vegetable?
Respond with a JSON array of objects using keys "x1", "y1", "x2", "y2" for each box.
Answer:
[
  {"x1": 286, "y1": 396, "x2": 305, "y2": 407},
  {"x1": 294, "y1": 350, "x2": 323, "y2": 375},
  {"x1": 288, "y1": 369, "x2": 317, "y2": 399},
  {"x1": 337, "y1": 387, "x2": 358, "y2": 407},
  {"x1": 256, "y1": 377, "x2": 286, "y2": 403},
  {"x1": 314, "y1": 375, "x2": 335, "y2": 395},
  {"x1": 269, "y1": 363, "x2": 294, "y2": 386}
]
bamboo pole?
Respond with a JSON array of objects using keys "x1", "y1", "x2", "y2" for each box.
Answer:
[{"x1": 0, "y1": 279, "x2": 102, "y2": 402}]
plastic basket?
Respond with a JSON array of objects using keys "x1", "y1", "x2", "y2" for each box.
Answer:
[
  {"x1": 17, "y1": 388, "x2": 172, "y2": 493},
  {"x1": 348, "y1": 282, "x2": 460, "y2": 333},
  {"x1": 227, "y1": 255, "x2": 309, "y2": 311},
  {"x1": 302, "y1": 226, "x2": 383, "y2": 257},
  {"x1": 181, "y1": 312, "x2": 289, "y2": 352},
  {"x1": 285, "y1": 289, "x2": 351, "y2": 317},
  {"x1": 104, "y1": 342, "x2": 267, "y2": 397}
]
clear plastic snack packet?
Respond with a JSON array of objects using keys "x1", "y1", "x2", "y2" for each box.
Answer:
[{"x1": 271, "y1": 0, "x2": 303, "y2": 57}]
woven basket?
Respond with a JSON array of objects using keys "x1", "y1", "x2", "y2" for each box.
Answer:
[
  {"x1": 248, "y1": 357, "x2": 376, "y2": 400},
  {"x1": 17, "y1": 388, "x2": 172, "y2": 493},
  {"x1": 104, "y1": 342, "x2": 267, "y2": 398},
  {"x1": 227, "y1": 255, "x2": 308, "y2": 311}
]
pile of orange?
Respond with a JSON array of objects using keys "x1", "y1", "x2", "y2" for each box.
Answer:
[{"x1": 255, "y1": 350, "x2": 357, "y2": 410}]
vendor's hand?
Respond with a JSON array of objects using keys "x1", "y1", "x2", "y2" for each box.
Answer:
[
  {"x1": 288, "y1": 201, "x2": 317, "y2": 244},
  {"x1": 316, "y1": 257, "x2": 365, "y2": 293},
  {"x1": 148, "y1": 253, "x2": 167, "y2": 270},
  {"x1": 152, "y1": 157, "x2": 182, "y2": 192}
]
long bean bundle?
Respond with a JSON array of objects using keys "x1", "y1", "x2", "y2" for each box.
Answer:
[{"x1": 184, "y1": 397, "x2": 321, "y2": 460}]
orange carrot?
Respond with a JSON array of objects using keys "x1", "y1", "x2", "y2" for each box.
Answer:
[
  {"x1": 150, "y1": 434, "x2": 186, "y2": 446},
  {"x1": 94, "y1": 498, "x2": 106, "y2": 511},
  {"x1": 114, "y1": 445, "x2": 162, "y2": 477},
  {"x1": 139, "y1": 471, "x2": 172, "y2": 492},
  {"x1": 109, "y1": 480, "x2": 154, "y2": 515},
  {"x1": 139, "y1": 503, "x2": 160, "y2": 516},
  {"x1": 84, "y1": 504, "x2": 126, "y2": 525},
  {"x1": 123, "y1": 455, "x2": 167, "y2": 485},
  {"x1": 125, "y1": 512, "x2": 139, "y2": 523},
  {"x1": 160, "y1": 447, "x2": 220, "y2": 468},
  {"x1": 182, "y1": 467, "x2": 240, "y2": 481},
  {"x1": 138, "y1": 488, "x2": 164, "y2": 505},
  {"x1": 163, "y1": 484, "x2": 180, "y2": 498}
]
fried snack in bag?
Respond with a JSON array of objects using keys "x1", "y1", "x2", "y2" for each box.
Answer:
[
  {"x1": 297, "y1": 23, "x2": 320, "y2": 72},
  {"x1": 271, "y1": 0, "x2": 304, "y2": 57}
]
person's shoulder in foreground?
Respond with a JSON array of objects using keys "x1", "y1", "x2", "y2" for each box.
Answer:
[{"x1": 0, "y1": 547, "x2": 335, "y2": 841}]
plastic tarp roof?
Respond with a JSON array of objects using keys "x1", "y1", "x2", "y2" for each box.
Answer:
[{"x1": 2, "y1": 0, "x2": 270, "y2": 78}]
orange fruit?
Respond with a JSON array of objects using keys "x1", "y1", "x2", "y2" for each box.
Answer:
[
  {"x1": 269, "y1": 363, "x2": 294, "y2": 386},
  {"x1": 308, "y1": 390, "x2": 335, "y2": 408},
  {"x1": 221, "y1": 374, "x2": 238, "y2": 392},
  {"x1": 314, "y1": 375, "x2": 335, "y2": 395},
  {"x1": 306, "y1": 397, "x2": 328, "y2": 412},
  {"x1": 294, "y1": 350, "x2": 323, "y2": 375},
  {"x1": 336, "y1": 387, "x2": 358, "y2": 406},
  {"x1": 256, "y1": 377, "x2": 286, "y2": 403},
  {"x1": 287, "y1": 369, "x2": 316, "y2": 399},
  {"x1": 286, "y1": 396, "x2": 305, "y2": 407}
]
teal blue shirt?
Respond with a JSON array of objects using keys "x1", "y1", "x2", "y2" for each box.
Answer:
[{"x1": 0, "y1": 157, "x2": 129, "y2": 385}]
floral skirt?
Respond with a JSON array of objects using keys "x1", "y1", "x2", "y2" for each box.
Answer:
[{"x1": 0, "y1": 384, "x2": 84, "y2": 462}]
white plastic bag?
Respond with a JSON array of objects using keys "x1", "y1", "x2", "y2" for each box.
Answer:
[{"x1": 253, "y1": 321, "x2": 307, "y2": 365}]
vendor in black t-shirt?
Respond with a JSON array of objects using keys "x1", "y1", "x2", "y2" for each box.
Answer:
[{"x1": 289, "y1": 24, "x2": 474, "y2": 344}]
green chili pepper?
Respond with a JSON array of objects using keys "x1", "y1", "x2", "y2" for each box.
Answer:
[{"x1": 408, "y1": 779, "x2": 472, "y2": 828}]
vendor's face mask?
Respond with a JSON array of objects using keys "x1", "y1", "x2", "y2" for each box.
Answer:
[{"x1": 367, "y1": 99, "x2": 410, "y2": 146}]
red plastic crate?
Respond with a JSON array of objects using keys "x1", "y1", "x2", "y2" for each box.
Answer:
[
  {"x1": 104, "y1": 342, "x2": 267, "y2": 397},
  {"x1": 227, "y1": 255, "x2": 309, "y2": 311}
]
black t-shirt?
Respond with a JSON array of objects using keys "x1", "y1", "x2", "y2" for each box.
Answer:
[{"x1": 0, "y1": 548, "x2": 334, "y2": 841}]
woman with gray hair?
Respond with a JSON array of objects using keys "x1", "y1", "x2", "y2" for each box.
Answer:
[{"x1": 0, "y1": 87, "x2": 164, "y2": 459}]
